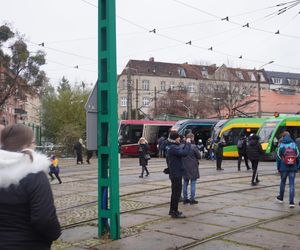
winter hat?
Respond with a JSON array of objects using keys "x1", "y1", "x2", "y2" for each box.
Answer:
[{"x1": 169, "y1": 131, "x2": 180, "y2": 140}]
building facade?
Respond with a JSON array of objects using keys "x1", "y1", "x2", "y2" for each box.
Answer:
[{"x1": 117, "y1": 58, "x2": 269, "y2": 119}]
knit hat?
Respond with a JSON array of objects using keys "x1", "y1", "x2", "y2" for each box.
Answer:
[{"x1": 169, "y1": 131, "x2": 180, "y2": 140}]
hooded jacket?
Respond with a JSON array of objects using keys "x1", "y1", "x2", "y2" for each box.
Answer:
[
  {"x1": 246, "y1": 135, "x2": 264, "y2": 161},
  {"x1": 276, "y1": 135, "x2": 300, "y2": 172},
  {"x1": 0, "y1": 149, "x2": 61, "y2": 250}
]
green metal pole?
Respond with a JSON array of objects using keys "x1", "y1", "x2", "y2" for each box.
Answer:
[{"x1": 98, "y1": 0, "x2": 120, "y2": 240}]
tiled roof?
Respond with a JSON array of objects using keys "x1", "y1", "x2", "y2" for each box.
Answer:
[
  {"x1": 121, "y1": 59, "x2": 263, "y2": 81},
  {"x1": 238, "y1": 90, "x2": 300, "y2": 114},
  {"x1": 265, "y1": 71, "x2": 300, "y2": 84}
]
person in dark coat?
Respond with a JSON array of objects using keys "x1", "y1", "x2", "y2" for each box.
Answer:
[
  {"x1": 74, "y1": 138, "x2": 85, "y2": 164},
  {"x1": 157, "y1": 134, "x2": 167, "y2": 158},
  {"x1": 165, "y1": 131, "x2": 191, "y2": 218},
  {"x1": 276, "y1": 132, "x2": 300, "y2": 208},
  {"x1": 0, "y1": 124, "x2": 61, "y2": 250},
  {"x1": 246, "y1": 133, "x2": 264, "y2": 186},
  {"x1": 138, "y1": 137, "x2": 150, "y2": 178},
  {"x1": 182, "y1": 133, "x2": 201, "y2": 204},
  {"x1": 215, "y1": 137, "x2": 225, "y2": 170},
  {"x1": 237, "y1": 135, "x2": 250, "y2": 171}
]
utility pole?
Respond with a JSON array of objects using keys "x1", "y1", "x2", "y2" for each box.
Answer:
[
  {"x1": 257, "y1": 73, "x2": 262, "y2": 118},
  {"x1": 135, "y1": 79, "x2": 138, "y2": 119},
  {"x1": 126, "y1": 68, "x2": 132, "y2": 120},
  {"x1": 154, "y1": 86, "x2": 157, "y2": 117}
]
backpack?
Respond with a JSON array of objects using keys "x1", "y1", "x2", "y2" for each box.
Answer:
[
  {"x1": 237, "y1": 139, "x2": 243, "y2": 149},
  {"x1": 282, "y1": 145, "x2": 297, "y2": 166}
]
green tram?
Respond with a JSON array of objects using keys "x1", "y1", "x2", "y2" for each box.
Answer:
[
  {"x1": 212, "y1": 117, "x2": 267, "y2": 158},
  {"x1": 257, "y1": 116, "x2": 300, "y2": 159}
]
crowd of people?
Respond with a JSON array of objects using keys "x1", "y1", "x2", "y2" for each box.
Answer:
[
  {"x1": 138, "y1": 129, "x2": 300, "y2": 218},
  {"x1": 0, "y1": 122, "x2": 299, "y2": 247}
]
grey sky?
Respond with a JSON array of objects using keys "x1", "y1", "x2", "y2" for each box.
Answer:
[{"x1": 1, "y1": 0, "x2": 300, "y2": 87}]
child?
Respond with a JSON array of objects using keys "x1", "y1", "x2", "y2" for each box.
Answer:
[{"x1": 49, "y1": 155, "x2": 62, "y2": 184}]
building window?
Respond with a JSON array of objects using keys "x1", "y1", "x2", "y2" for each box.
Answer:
[
  {"x1": 201, "y1": 70, "x2": 208, "y2": 79},
  {"x1": 188, "y1": 83, "x2": 195, "y2": 92},
  {"x1": 288, "y1": 79, "x2": 298, "y2": 86},
  {"x1": 121, "y1": 79, "x2": 126, "y2": 90},
  {"x1": 142, "y1": 80, "x2": 150, "y2": 90},
  {"x1": 178, "y1": 68, "x2": 186, "y2": 77},
  {"x1": 248, "y1": 72, "x2": 256, "y2": 81},
  {"x1": 236, "y1": 71, "x2": 244, "y2": 80},
  {"x1": 258, "y1": 73, "x2": 265, "y2": 82},
  {"x1": 120, "y1": 97, "x2": 127, "y2": 107},
  {"x1": 272, "y1": 77, "x2": 283, "y2": 84},
  {"x1": 160, "y1": 81, "x2": 166, "y2": 91},
  {"x1": 0, "y1": 73, "x2": 5, "y2": 82},
  {"x1": 142, "y1": 97, "x2": 150, "y2": 107}
]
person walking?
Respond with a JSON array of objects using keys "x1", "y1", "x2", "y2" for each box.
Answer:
[
  {"x1": 0, "y1": 124, "x2": 61, "y2": 250},
  {"x1": 237, "y1": 135, "x2": 251, "y2": 171},
  {"x1": 138, "y1": 137, "x2": 150, "y2": 178},
  {"x1": 49, "y1": 154, "x2": 62, "y2": 184},
  {"x1": 182, "y1": 133, "x2": 201, "y2": 204},
  {"x1": 165, "y1": 131, "x2": 191, "y2": 218},
  {"x1": 74, "y1": 138, "x2": 85, "y2": 164},
  {"x1": 246, "y1": 133, "x2": 264, "y2": 186},
  {"x1": 276, "y1": 131, "x2": 300, "y2": 208},
  {"x1": 215, "y1": 137, "x2": 225, "y2": 171}
]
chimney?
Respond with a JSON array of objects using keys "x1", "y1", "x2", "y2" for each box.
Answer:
[{"x1": 149, "y1": 57, "x2": 154, "y2": 62}]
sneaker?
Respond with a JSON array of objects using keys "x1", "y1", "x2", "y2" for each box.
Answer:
[
  {"x1": 289, "y1": 203, "x2": 295, "y2": 208},
  {"x1": 190, "y1": 199, "x2": 198, "y2": 205},
  {"x1": 276, "y1": 196, "x2": 283, "y2": 203},
  {"x1": 183, "y1": 199, "x2": 190, "y2": 204},
  {"x1": 171, "y1": 211, "x2": 186, "y2": 218}
]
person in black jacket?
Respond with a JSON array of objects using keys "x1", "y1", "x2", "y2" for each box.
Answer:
[
  {"x1": 246, "y1": 133, "x2": 264, "y2": 186},
  {"x1": 237, "y1": 135, "x2": 250, "y2": 171},
  {"x1": 215, "y1": 137, "x2": 225, "y2": 171},
  {"x1": 138, "y1": 137, "x2": 150, "y2": 178},
  {"x1": 165, "y1": 131, "x2": 191, "y2": 218},
  {"x1": 0, "y1": 124, "x2": 61, "y2": 250}
]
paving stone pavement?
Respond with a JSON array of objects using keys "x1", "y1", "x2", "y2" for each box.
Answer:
[{"x1": 52, "y1": 158, "x2": 300, "y2": 250}]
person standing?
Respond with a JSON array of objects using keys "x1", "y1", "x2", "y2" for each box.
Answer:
[
  {"x1": 165, "y1": 131, "x2": 191, "y2": 218},
  {"x1": 0, "y1": 124, "x2": 61, "y2": 250},
  {"x1": 237, "y1": 135, "x2": 251, "y2": 171},
  {"x1": 157, "y1": 134, "x2": 167, "y2": 158},
  {"x1": 182, "y1": 133, "x2": 201, "y2": 204},
  {"x1": 196, "y1": 139, "x2": 205, "y2": 159},
  {"x1": 74, "y1": 138, "x2": 85, "y2": 164},
  {"x1": 49, "y1": 155, "x2": 62, "y2": 184},
  {"x1": 215, "y1": 137, "x2": 225, "y2": 171},
  {"x1": 138, "y1": 137, "x2": 150, "y2": 178},
  {"x1": 246, "y1": 133, "x2": 264, "y2": 186},
  {"x1": 276, "y1": 131, "x2": 300, "y2": 208}
]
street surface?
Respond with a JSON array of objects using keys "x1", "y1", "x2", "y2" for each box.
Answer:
[{"x1": 51, "y1": 157, "x2": 300, "y2": 250}]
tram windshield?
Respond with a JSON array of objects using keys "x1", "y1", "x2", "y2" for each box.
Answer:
[
  {"x1": 118, "y1": 124, "x2": 143, "y2": 145},
  {"x1": 258, "y1": 121, "x2": 279, "y2": 143}
]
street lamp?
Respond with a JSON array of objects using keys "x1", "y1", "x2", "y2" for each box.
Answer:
[{"x1": 176, "y1": 100, "x2": 191, "y2": 118}]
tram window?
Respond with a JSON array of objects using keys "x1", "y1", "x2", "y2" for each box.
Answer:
[
  {"x1": 223, "y1": 128, "x2": 242, "y2": 146},
  {"x1": 119, "y1": 124, "x2": 143, "y2": 144}
]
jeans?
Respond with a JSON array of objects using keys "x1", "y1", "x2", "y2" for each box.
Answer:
[
  {"x1": 279, "y1": 171, "x2": 296, "y2": 204},
  {"x1": 183, "y1": 177, "x2": 197, "y2": 200},
  {"x1": 170, "y1": 177, "x2": 182, "y2": 212}
]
